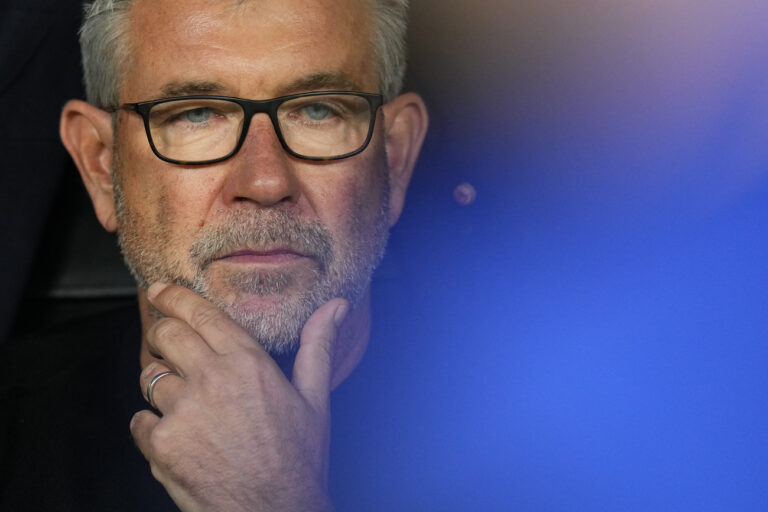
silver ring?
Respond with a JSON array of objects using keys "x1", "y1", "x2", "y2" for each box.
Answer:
[{"x1": 146, "y1": 371, "x2": 176, "y2": 409}]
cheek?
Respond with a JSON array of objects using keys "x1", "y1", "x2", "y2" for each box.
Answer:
[
  {"x1": 313, "y1": 158, "x2": 389, "y2": 242},
  {"x1": 120, "y1": 162, "x2": 222, "y2": 255},
  {"x1": 119, "y1": 125, "x2": 219, "y2": 224}
]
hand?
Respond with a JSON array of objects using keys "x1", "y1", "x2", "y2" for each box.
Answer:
[{"x1": 130, "y1": 283, "x2": 348, "y2": 512}]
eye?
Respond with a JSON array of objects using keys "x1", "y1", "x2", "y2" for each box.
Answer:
[
  {"x1": 181, "y1": 107, "x2": 213, "y2": 124},
  {"x1": 301, "y1": 103, "x2": 334, "y2": 121}
]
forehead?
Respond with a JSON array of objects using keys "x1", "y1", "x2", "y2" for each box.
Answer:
[{"x1": 121, "y1": 0, "x2": 377, "y2": 101}]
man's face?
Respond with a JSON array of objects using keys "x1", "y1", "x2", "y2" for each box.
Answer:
[{"x1": 113, "y1": 0, "x2": 391, "y2": 353}]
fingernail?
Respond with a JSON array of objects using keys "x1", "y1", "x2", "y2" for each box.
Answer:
[
  {"x1": 147, "y1": 282, "x2": 169, "y2": 300},
  {"x1": 333, "y1": 302, "x2": 349, "y2": 328}
]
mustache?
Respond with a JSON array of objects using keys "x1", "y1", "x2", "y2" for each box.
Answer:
[{"x1": 188, "y1": 208, "x2": 334, "y2": 273}]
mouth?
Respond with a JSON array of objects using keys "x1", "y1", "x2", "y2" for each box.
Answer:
[{"x1": 213, "y1": 248, "x2": 310, "y2": 265}]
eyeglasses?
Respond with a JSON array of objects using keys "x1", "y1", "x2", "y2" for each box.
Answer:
[{"x1": 108, "y1": 91, "x2": 384, "y2": 165}]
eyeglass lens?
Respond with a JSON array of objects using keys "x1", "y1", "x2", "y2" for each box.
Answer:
[{"x1": 146, "y1": 94, "x2": 373, "y2": 162}]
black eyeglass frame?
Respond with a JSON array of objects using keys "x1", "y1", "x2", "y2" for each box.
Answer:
[{"x1": 108, "y1": 91, "x2": 384, "y2": 165}]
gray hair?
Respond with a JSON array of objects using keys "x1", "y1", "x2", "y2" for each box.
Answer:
[{"x1": 79, "y1": 0, "x2": 409, "y2": 108}]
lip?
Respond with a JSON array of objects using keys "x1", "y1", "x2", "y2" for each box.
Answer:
[{"x1": 213, "y1": 248, "x2": 308, "y2": 265}]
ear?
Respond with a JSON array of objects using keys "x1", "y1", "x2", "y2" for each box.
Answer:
[
  {"x1": 60, "y1": 99, "x2": 118, "y2": 232},
  {"x1": 382, "y1": 92, "x2": 428, "y2": 227}
]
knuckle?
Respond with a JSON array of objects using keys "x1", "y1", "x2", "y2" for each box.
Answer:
[
  {"x1": 303, "y1": 330, "x2": 334, "y2": 366},
  {"x1": 173, "y1": 394, "x2": 202, "y2": 417},
  {"x1": 313, "y1": 341, "x2": 333, "y2": 368},
  {"x1": 151, "y1": 317, "x2": 180, "y2": 341},
  {"x1": 140, "y1": 362, "x2": 162, "y2": 382},
  {"x1": 148, "y1": 424, "x2": 175, "y2": 460},
  {"x1": 151, "y1": 318, "x2": 197, "y2": 356},
  {"x1": 160, "y1": 286, "x2": 184, "y2": 311},
  {"x1": 189, "y1": 304, "x2": 223, "y2": 331},
  {"x1": 313, "y1": 329, "x2": 335, "y2": 351}
]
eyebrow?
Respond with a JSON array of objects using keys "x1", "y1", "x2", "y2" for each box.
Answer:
[
  {"x1": 158, "y1": 72, "x2": 367, "y2": 100},
  {"x1": 275, "y1": 72, "x2": 366, "y2": 96},
  {"x1": 161, "y1": 81, "x2": 227, "y2": 97}
]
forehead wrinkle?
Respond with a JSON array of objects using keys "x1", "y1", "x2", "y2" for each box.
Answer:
[{"x1": 124, "y1": 0, "x2": 378, "y2": 102}]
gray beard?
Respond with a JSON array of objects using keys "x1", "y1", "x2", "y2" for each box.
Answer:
[{"x1": 112, "y1": 156, "x2": 390, "y2": 354}]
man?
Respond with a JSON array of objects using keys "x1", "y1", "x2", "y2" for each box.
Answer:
[{"x1": 1, "y1": 0, "x2": 427, "y2": 510}]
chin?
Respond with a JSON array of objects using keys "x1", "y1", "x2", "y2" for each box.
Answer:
[{"x1": 199, "y1": 282, "x2": 317, "y2": 354}]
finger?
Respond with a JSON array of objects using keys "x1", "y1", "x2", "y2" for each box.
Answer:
[
  {"x1": 140, "y1": 362, "x2": 184, "y2": 413},
  {"x1": 130, "y1": 409, "x2": 160, "y2": 462},
  {"x1": 147, "y1": 316, "x2": 215, "y2": 377},
  {"x1": 293, "y1": 298, "x2": 348, "y2": 410},
  {"x1": 148, "y1": 282, "x2": 258, "y2": 354}
]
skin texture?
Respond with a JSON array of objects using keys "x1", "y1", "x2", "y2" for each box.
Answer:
[
  {"x1": 116, "y1": 0, "x2": 391, "y2": 357},
  {"x1": 59, "y1": 0, "x2": 428, "y2": 509},
  {"x1": 135, "y1": 283, "x2": 344, "y2": 510}
]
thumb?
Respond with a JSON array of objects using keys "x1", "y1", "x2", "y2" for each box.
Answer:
[{"x1": 293, "y1": 298, "x2": 349, "y2": 409}]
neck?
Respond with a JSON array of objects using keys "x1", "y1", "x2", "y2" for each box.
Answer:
[{"x1": 137, "y1": 288, "x2": 371, "y2": 390}]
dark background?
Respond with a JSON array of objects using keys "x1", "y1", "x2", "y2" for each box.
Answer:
[{"x1": 2, "y1": 0, "x2": 768, "y2": 510}]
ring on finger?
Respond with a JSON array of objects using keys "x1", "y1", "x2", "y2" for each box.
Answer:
[{"x1": 146, "y1": 370, "x2": 176, "y2": 409}]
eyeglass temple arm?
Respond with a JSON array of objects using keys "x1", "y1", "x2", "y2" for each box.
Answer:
[{"x1": 102, "y1": 104, "x2": 139, "y2": 114}]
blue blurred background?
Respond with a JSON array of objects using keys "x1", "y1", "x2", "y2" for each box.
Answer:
[
  {"x1": 4, "y1": 0, "x2": 767, "y2": 509},
  {"x1": 387, "y1": 0, "x2": 768, "y2": 509}
]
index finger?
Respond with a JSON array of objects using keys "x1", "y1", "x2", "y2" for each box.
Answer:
[{"x1": 147, "y1": 282, "x2": 263, "y2": 355}]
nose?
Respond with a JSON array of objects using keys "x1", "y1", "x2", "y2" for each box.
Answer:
[{"x1": 220, "y1": 113, "x2": 299, "y2": 207}]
